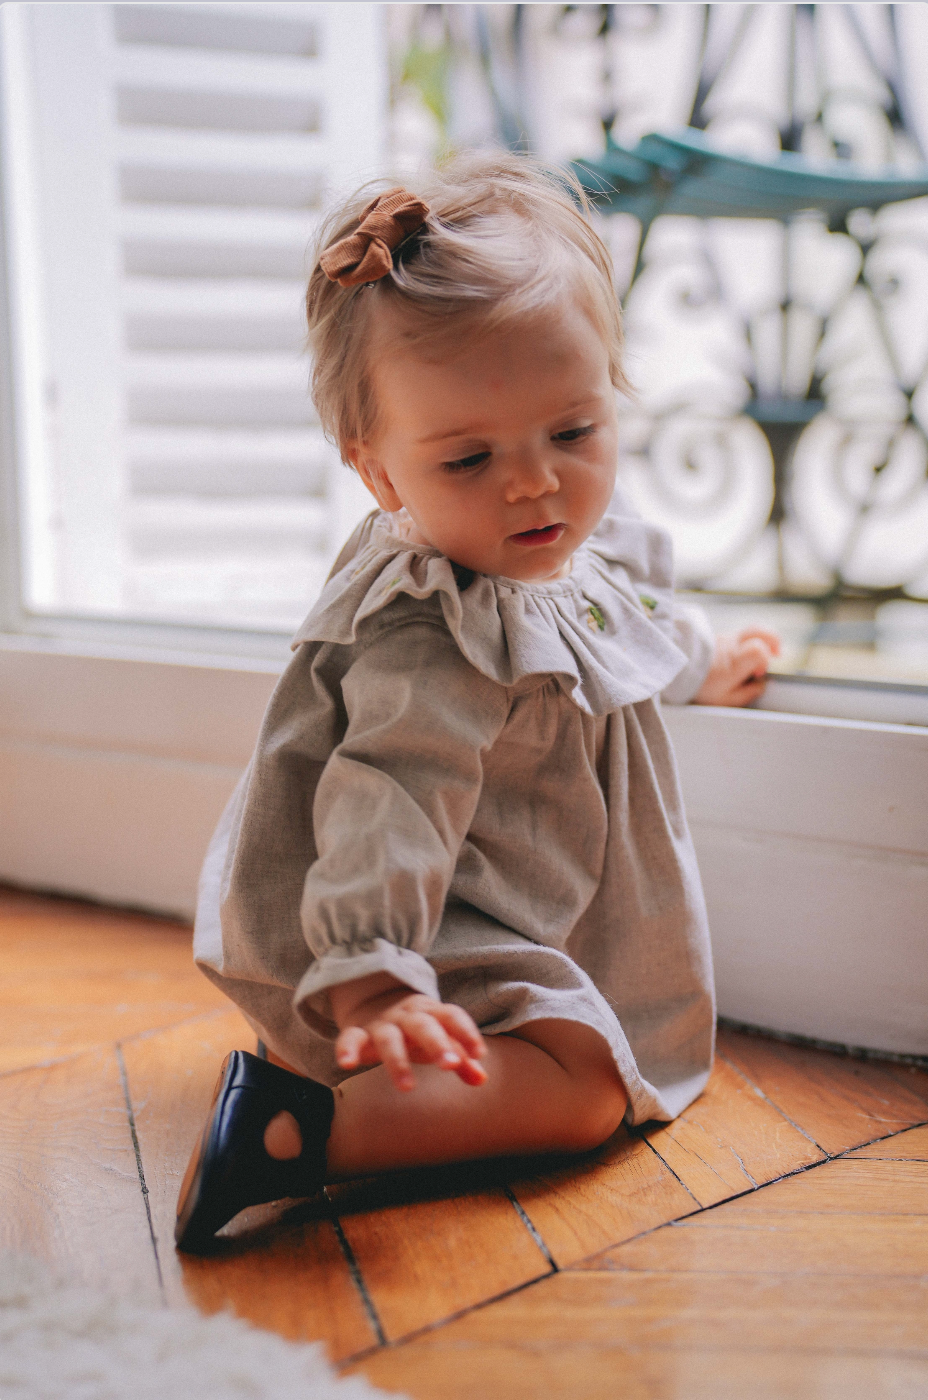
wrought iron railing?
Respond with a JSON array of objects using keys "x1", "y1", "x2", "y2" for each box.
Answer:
[
  {"x1": 390, "y1": 4, "x2": 928, "y2": 638},
  {"x1": 575, "y1": 125, "x2": 928, "y2": 610}
]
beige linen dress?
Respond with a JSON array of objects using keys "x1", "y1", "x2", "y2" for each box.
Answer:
[{"x1": 194, "y1": 489, "x2": 717, "y2": 1125}]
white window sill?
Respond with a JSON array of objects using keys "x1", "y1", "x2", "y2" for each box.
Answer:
[{"x1": 758, "y1": 672, "x2": 928, "y2": 727}]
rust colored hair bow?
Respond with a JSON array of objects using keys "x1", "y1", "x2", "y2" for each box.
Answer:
[{"x1": 319, "y1": 188, "x2": 430, "y2": 288}]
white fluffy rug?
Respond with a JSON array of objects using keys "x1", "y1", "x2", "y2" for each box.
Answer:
[{"x1": 0, "y1": 1255, "x2": 406, "y2": 1400}]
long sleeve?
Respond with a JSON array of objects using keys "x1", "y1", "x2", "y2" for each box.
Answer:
[
  {"x1": 601, "y1": 483, "x2": 715, "y2": 705},
  {"x1": 294, "y1": 616, "x2": 510, "y2": 1030},
  {"x1": 660, "y1": 599, "x2": 716, "y2": 704}
]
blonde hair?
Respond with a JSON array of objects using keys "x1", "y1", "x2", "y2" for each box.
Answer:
[{"x1": 305, "y1": 151, "x2": 627, "y2": 461}]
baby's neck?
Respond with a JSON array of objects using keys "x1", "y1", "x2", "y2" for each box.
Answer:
[{"x1": 399, "y1": 515, "x2": 433, "y2": 550}]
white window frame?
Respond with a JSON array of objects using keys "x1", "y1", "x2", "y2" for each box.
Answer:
[{"x1": 0, "y1": 3, "x2": 925, "y2": 1061}]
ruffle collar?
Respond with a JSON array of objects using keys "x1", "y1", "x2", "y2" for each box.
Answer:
[{"x1": 292, "y1": 498, "x2": 689, "y2": 716}]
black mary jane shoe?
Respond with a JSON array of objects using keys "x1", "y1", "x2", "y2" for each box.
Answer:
[{"x1": 175, "y1": 1050, "x2": 335, "y2": 1254}]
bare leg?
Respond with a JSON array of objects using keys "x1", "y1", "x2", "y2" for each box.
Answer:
[{"x1": 263, "y1": 1019, "x2": 627, "y2": 1179}]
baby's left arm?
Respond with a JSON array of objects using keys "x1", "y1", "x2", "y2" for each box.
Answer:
[
  {"x1": 694, "y1": 628, "x2": 781, "y2": 708},
  {"x1": 608, "y1": 490, "x2": 781, "y2": 708}
]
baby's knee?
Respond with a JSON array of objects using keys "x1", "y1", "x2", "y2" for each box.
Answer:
[
  {"x1": 509, "y1": 1016, "x2": 628, "y2": 1152},
  {"x1": 557, "y1": 1079, "x2": 627, "y2": 1152}
]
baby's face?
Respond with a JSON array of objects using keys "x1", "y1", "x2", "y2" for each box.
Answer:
[{"x1": 351, "y1": 300, "x2": 619, "y2": 582}]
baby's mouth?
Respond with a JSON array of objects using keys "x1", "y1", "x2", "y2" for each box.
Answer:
[{"x1": 509, "y1": 523, "x2": 565, "y2": 547}]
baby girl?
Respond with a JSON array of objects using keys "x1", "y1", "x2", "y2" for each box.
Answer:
[{"x1": 175, "y1": 154, "x2": 778, "y2": 1252}]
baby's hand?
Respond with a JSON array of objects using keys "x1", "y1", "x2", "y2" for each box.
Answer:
[
  {"x1": 694, "y1": 628, "x2": 781, "y2": 707},
  {"x1": 331, "y1": 973, "x2": 487, "y2": 1093}
]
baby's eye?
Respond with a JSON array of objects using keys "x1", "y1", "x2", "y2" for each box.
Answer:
[
  {"x1": 553, "y1": 425, "x2": 595, "y2": 444},
  {"x1": 442, "y1": 450, "x2": 490, "y2": 473}
]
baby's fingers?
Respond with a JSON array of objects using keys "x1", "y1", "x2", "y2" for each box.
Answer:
[
  {"x1": 401, "y1": 1011, "x2": 486, "y2": 1082},
  {"x1": 394, "y1": 1007, "x2": 488, "y2": 1088},
  {"x1": 423, "y1": 1005, "x2": 487, "y2": 1086},
  {"x1": 738, "y1": 627, "x2": 781, "y2": 656},
  {"x1": 371, "y1": 1021, "x2": 415, "y2": 1092},
  {"x1": 432, "y1": 1003, "x2": 486, "y2": 1060},
  {"x1": 454, "y1": 1056, "x2": 488, "y2": 1087},
  {"x1": 335, "y1": 1024, "x2": 374, "y2": 1071},
  {"x1": 731, "y1": 636, "x2": 775, "y2": 683}
]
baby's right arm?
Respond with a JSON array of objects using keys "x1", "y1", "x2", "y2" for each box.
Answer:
[
  {"x1": 293, "y1": 617, "x2": 510, "y2": 1034},
  {"x1": 331, "y1": 971, "x2": 487, "y2": 1092}
]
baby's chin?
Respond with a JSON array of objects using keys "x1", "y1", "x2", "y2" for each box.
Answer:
[
  {"x1": 506, "y1": 553, "x2": 573, "y2": 582},
  {"x1": 453, "y1": 547, "x2": 574, "y2": 583},
  {"x1": 403, "y1": 520, "x2": 576, "y2": 582}
]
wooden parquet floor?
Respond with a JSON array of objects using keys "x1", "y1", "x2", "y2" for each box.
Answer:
[{"x1": 2, "y1": 884, "x2": 927, "y2": 1398}]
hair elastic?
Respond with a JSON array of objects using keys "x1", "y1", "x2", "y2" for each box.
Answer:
[{"x1": 320, "y1": 188, "x2": 430, "y2": 288}]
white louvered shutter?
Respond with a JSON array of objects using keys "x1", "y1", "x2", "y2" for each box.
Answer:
[{"x1": 2, "y1": 2, "x2": 383, "y2": 630}]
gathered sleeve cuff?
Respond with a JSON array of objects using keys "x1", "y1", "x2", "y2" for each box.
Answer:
[
  {"x1": 660, "y1": 600, "x2": 716, "y2": 705},
  {"x1": 294, "y1": 614, "x2": 510, "y2": 1037},
  {"x1": 295, "y1": 940, "x2": 439, "y2": 1034}
]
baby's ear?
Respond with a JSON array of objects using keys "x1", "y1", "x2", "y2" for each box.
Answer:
[{"x1": 349, "y1": 445, "x2": 403, "y2": 512}]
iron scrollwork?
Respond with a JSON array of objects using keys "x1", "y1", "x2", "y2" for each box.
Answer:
[{"x1": 392, "y1": 4, "x2": 928, "y2": 614}]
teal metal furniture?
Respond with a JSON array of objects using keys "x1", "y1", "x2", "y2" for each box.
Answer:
[{"x1": 573, "y1": 126, "x2": 928, "y2": 228}]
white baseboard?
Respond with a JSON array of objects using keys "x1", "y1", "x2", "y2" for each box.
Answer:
[
  {"x1": 0, "y1": 640, "x2": 277, "y2": 916},
  {"x1": 0, "y1": 738, "x2": 241, "y2": 918},
  {"x1": 663, "y1": 705, "x2": 928, "y2": 1057},
  {"x1": 693, "y1": 821, "x2": 928, "y2": 1056}
]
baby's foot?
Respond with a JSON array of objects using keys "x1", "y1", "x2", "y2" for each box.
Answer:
[
  {"x1": 263, "y1": 1110, "x2": 303, "y2": 1160},
  {"x1": 174, "y1": 1051, "x2": 333, "y2": 1253}
]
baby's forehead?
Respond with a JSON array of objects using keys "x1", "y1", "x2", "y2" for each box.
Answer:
[
  {"x1": 366, "y1": 291, "x2": 608, "y2": 366},
  {"x1": 366, "y1": 305, "x2": 614, "y2": 441}
]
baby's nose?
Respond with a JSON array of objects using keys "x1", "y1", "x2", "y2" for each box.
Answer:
[{"x1": 505, "y1": 454, "x2": 559, "y2": 501}]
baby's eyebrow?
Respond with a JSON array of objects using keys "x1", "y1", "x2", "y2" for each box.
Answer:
[
  {"x1": 418, "y1": 426, "x2": 477, "y2": 444},
  {"x1": 418, "y1": 397, "x2": 602, "y2": 445}
]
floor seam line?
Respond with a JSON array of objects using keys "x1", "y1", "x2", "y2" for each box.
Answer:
[
  {"x1": 324, "y1": 1194, "x2": 387, "y2": 1348},
  {"x1": 338, "y1": 1267, "x2": 558, "y2": 1362},
  {"x1": 637, "y1": 1132, "x2": 702, "y2": 1206},
  {"x1": 715, "y1": 1050, "x2": 828, "y2": 1153},
  {"x1": 832, "y1": 1117, "x2": 928, "y2": 1158},
  {"x1": 0, "y1": 1007, "x2": 234, "y2": 1081},
  {"x1": 678, "y1": 1156, "x2": 837, "y2": 1214},
  {"x1": 560, "y1": 1146, "x2": 871, "y2": 1271},
  {"x1": 116, "y1": 1007, "x2": 236, "y2": 1049},
  {"x1": 115, "y1": 1041, "x2": 166, "y2": 1304},
  {"x1": 503, "y1": 1185, "x2": 559, "y2": 1270}
]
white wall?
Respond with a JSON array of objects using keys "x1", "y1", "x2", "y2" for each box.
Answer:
[{"x1": 2, "y1": 636, "x2": 926, "y2": 1058}]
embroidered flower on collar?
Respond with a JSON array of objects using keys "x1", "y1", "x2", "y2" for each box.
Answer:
[
  {"x1": 586, "y1": 603, "x2": 606, "y2": 633},
  {"x1": 639, "y1": 593, "x2": 658, "y2": 613}
]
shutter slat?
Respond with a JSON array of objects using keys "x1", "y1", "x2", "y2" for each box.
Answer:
[
  {"x1": 114, "y1": 4, "x2": 350, "y2": 627},
  {"x1": 126, "y1": 426, "x2": 328, "y2": 498},
  {"x1": 121, "y1": 205, "x2": 315, "y2": 279},
  {"x1": 118, "y1": 126, "x2": 327, "y2": 207},
  {"x1": 126, "y1": 352, "x2": 314, "y2": 427},
  {"x1": 129, "y1": 496, "x2": 327, "y2": 555},
  {"x1": 112, "y1": 4, "x2": 322, "y2": 59},
  {"x1": 13, "y1": 2, "x2": 381, "y2": 627},
  {"x1": 114, "y1": 40, "x2": 325, "y2": 92},
  {"x1": 114, "y1": 44, "x2": 325, "y2": 134},
  {"x1": 123, "y1": 277, "x2": 306, "y2": 352}
]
